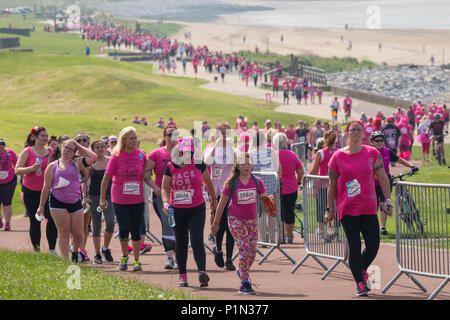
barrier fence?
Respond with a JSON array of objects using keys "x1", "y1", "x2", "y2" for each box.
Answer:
[
  {"x1": 382, "y1": 181, "x2": 450, "y2": 300},
  {"x1": 290, "y1": 141, "x2": 307, "y2": 169},
  {"x1": 232, "y1": 171, "x2": 296, "y2": 265},
  {"x1": 291, "y1": 174, "x2": 350, "y2": 279}
]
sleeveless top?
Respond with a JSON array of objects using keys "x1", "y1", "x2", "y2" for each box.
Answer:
[
  {"x1": 23, "y1": 147, "x2": 53, "y2": 191},
  {"x1": 88, "y1": 162, "x2": 112, "y2": 196},
  {"x1": 51, "y1": 160, "x2": 81, "y2": 204}
]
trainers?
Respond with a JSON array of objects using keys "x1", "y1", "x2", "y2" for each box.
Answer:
[
  {"x1": 49, "y1": 249, "x2": 58, "y2": 257},
  {"x1": 380, "y1": 227, "x2": 387, "y2": 235},
  {"x1": 199, "y1": 271, "x2": 210, "y2": 287},
  {"x1": 139, "y1": 243, "x2": 152, "y2": 255},
  {"x1": 119, "y1": 255, "x2": 129, "y2": 271},
  {"x1": 164, "y1": 258, "x2": 175, "y2": 270},
  {"x1": 213, "y1": 247, "x2": 224, "y2": 268},
  {"x1": 101, "y1": 247, "x2": 114, "y2": 262},
  {"x1": 225, "y1": 260, "x2": 236, "y2": 271},
  {"x1": 71, "y1": 252, "x2": 81, "y2": 263},
  {"x1": 133, "y1": 260, "x2": 142, "y2": 272},
  {"x1": 4, "y1": 223, "x2": 10, "y2": 231},
  {"x1": 239, "y1": 281, "x2": 256, "y2": 295},
  {"x1": 178, "y1": 274, "x2": 188, "y2": 287},
  {"x1": 93, "y1": 253, "x2": 103, "y2": 265},
  {"x1": 356, "y1": 281, "x2": 369, "y2": 296},
  {"x1": 287, "y1": 236, "x2": 294, "y2": 244},
  {"x1": 79, "y1": 249, "x2": 90, "y2": 262},
  {"x1": 362, "y1": 270, "x2": 372, "y2": 291}
]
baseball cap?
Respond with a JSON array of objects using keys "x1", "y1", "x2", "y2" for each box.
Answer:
[{"x1": 178, "y1": 137, "x2": 194, "y2": 153}]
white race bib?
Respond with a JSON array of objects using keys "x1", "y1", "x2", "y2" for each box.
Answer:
[
  {"x1": 0, "y1": 171, "x2": 8, "y2": 180},
  {"x1": 213, "y1": 167, "x2": 223, "y2": 178},
  {"x1": 123, "y1": 182, "x2": 140, "y2": 195},
  {"x1": 237, "y1": 188, "x2": 256, "y2": 205},
  {"x1": 173, "y1": 190, "x2": 193, "y2": 204},
  {"x1": 346, "y1": 179, "x2": 361, "y2": 198}
]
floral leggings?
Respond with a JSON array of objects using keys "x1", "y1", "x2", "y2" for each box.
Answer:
[{"x1": 228, "y1": 216, "x2": 258, "y2": 282}]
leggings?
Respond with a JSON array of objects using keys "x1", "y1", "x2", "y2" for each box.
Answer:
[
  {"x1": 152, "y1": 196, "x2": 176, "y2": 252},
  {"x1": 89, "y1": 195, "x2": 115, "y2": 237},
  {"x1": 215, "y1": 195, "x2": 234, "y2": 261},
  {"x1": 228, "y1": 216, "x2": 258, "y2": 282},
  {"x1": 22, "y1": 186, "x2": 58, "y2": 251},
  {"x1": 340, "y1": 214, "x2": 380, "y2": 283},
  {"x1": 173, "y1": 203, "x2": 206, "y2": 275},
  {"x1": 281, "y1": 190, "x2": 298, "y2": 224},
  {"x1": 113, "y1": 202, "x2": 144, "y2": 242}
]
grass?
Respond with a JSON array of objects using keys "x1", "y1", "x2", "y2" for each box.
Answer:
[
  {"x1": 237, "y1": 50, "x2": 377, "y2": 74},
  {"x1": 0, "y1": 249, "x2": 198, "y2": 300}
]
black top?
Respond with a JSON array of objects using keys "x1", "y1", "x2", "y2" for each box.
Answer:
[{"x1": 88, "y1": 165, "x2": 111, "y2": 196}]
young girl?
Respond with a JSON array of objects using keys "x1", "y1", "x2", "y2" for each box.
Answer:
[
  {"x1": 316, "y1": 86, "x2": 323, "y2": 104},
  {"x1": 211, "y1": 153, "x2": 268, "y2": 295}
]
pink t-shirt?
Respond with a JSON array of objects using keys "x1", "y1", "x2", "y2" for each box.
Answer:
[
  {"x1": 0, "y1": 148, "x2": 18, "y2": 184},
  {"x1": 148, "y1": 147, "x2": 171, "y2": 188},
  {"x1": 105, "y1": 148, "x2": 146, "y2": 205},
  {"x1": 285, "y1": 129, "x2": 296, "y2": 144},
  {"x1": 165, "y1": 162, "x2": 206, "y2": 208},
  {"x1": 23, "y1": 147, "x2": 53, "y2": 191},
  {"x1": 222, "y1": 176, "x2": 266, "y2": 219},
  {"x1": 278, "y1": 149, "x2": 303, "y2": 195},
  {"x1": 328, "y1": 145, "x2": 379, "y2": 220}
]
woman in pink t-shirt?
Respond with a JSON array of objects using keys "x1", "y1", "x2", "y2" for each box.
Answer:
[
  {"x1": 211, "y1": 153, "x2": 267, "y2": 295},
  {"x1": 0, "y1": 139, "x2": 18, "y2": 231},
  {"x1": 147, "y1": 125, "x2": 178, "y2": 269},
  {"x1": 15, "y1": 126, "x2": 58, "y2": 254},
  {"x1": 161, "y1": 137, "x2": 218, "y2": 288},
  {"x1": 100, "y1": 126, "x2": 155, "y2": 272},
  {"x1": 324, "y1": 120, "x2": 391, "y2": 297},
  {"x1": 273, "y1": 132, "x2": 304, "y2": 243}
]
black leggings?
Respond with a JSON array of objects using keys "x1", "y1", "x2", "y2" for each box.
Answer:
[
  {"x1": 215, "y1": 196, "x2": 234, "y2": 261},
  {"x1": 281, "y1": 190, "x2": 298, "y2": 224},
  {"x1": 174, "y1": 203, "x2": 206, "y2": 275},
  {"x1": 341, "y1": 214, "x2": 380, "y2": 283},
  {"x1": 113, "y1": 202, "x2": 144, "y2": 242},
  {"x1": 22, "y1": 186, "x2": 58, "y2": 251}
]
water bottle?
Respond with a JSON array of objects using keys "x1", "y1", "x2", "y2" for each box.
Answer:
[
  {"x1": 35, "y1": 213, "x2": 45, "y2": 222},
  {"x1": 167, "y1": 206, "x2": 176, "y2": 228},
  {"x1": 96, "y1": 206, "x2": 103, "y2": 213},
  {"x1": 35, "y1": 157, "x2": 42, "y2": 176}
]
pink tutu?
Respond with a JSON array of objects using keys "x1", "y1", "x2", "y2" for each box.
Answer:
[{"x1": 418, "y1": 133, "x2": 431, "y2": 144}]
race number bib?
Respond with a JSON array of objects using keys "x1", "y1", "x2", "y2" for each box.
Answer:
[
  {"x1": 400, "y1": 127, "x2": 408, "y2": 134},
  {"x1": 237, "y1": 188, "x2": 256, "y2": 205},
  {"x1": 0, "y1": 171, "x2": 8, "y2": 180},
  {"x1": 173, "y1": 190, "x2": 193, "y2": 204},
  {"x1": 123, "y1": 182, "x2": 140, "y2": 195},
  {"x1": 346, "y1": 179, "x2": 361, "y2": 198}
]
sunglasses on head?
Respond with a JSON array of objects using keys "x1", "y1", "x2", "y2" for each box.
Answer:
[{"x1": 76, "y1": 138, "x2": 88, "y2": 143}]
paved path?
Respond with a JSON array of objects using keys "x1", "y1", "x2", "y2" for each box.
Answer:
[{"x1": 1, "y1": 207, "x2": 448, "y2": 300}]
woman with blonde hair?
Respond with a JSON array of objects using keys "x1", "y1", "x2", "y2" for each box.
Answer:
[
  {"x1": 99, "y1": 127, "x2": 156, "y2": 272},
  {"x1": 273, "y1": 132, "x2": 304, "y2": 243},
  {"x1": 417, "y1": 115, "x2": 431, "y2": 164},
  {"x1": 36, "y1": 139, "x2": 97, "y2": 261}
]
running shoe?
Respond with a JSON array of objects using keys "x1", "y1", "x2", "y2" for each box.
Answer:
[
  {"x1": 380, "y1": 227, "x2": 387, "y2": 236},
  {"x1": 287, "y1": 236, "x2": 294, "y2": 244},
  {"x1": 178, "y1": 274, "x2": 188, "y2": 287},
  {"x1": 225, "y1": 260, "x2": 236, "y2": 271},
  {"x1": 119, "y1": 255, "x2": 129, "y2": 271},
  {"x1": 79, "y1": 249, "x2": 90, "y2": 262},
  {"x1": 198, "y1": 271, "x2": 210, "y2": 287},
  {"x1": 213, "y1": 247, "x2": 224, "y2": 268},
  {"x1": 139, "y1": 243, "x2": 152, "y2": 255},
  {"x1": 71, "y1": 252, "x2": 81, "y2": 263},
  {"x1": 239, "y1": 281, "x2": 256, "y2": 295},
  {"x1": 133, "y1": 260, "x2": 142, "y2": 272},
  {"x1": 93, "y1": 253, "x2": 103, "y2": 265},
  {"x1": 362, "y1": 270, "x2": 372, "y2": 291},
  {"x1": 4, "y1": 223, "x2": 10, "y2": 231},
  {"x1": 101, "y1": 246, "x2": 114, "y2": 263},
  {"x1": 207, "y1": 234, "x2": 215, "y2": 243},
  {"x1": 356, "y1": 281, "x2": 369, "y2": 297},
  {"x1": 49, "y1": 249, "x2": 58, "y2": 257},
  {"x1": 164, "y1": 258, "x2": 176, "y2": 270}
]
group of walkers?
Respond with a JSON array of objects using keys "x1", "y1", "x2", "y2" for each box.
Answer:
[{"x1": 272, "y1": 75, "x2": 323, "y2": 106}]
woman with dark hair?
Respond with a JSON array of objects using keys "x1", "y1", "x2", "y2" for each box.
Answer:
[
  {"x1": 325, "y1": 120, "x2": 392, "y2": 297},
  {"x1": 146, "y1": 125, "x2": 179, "y2": 270},
  {"x1": 15, "y1": 126, "x2": 58, "y2": 254},
  {"x1": 0, "y1": 138, "x2": 18, "y2": 231}
]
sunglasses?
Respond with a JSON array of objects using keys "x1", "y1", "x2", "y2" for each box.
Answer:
[
  {"x1": 373, "y1": 139, "x2": 384, "y2": 143},
  {"x1": 166, "y1": 132, "x2": 178, "y2": 137},
  {"x1": 76, "y1": 138, "x2": 88, "y2": 143},
  {"x1": 110, "y1": 141, "x2": 117, "y2": 144}
]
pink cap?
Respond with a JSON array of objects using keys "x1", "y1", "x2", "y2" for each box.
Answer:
[
  {"x1": 178, "y1": 137, "x2": 194, "y2": 153},
  {"x1": 135, "y1": 114, "x2": 139, "y2": 119},
  {"x1": 239, "y1": 132, "x2": 250, "y2": 142}
]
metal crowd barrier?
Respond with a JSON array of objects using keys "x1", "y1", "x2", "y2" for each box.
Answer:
[
  {"x1": 232, "y1": 171, "x2": 296, "y2": 265},
  {"x1": 291, "y1": 174, "x2": 349, "y2": 279},
  {"x1": 290, "y1": 141, "x2": 307, "y2": 168},
  {"x1": 382, "y1": 181, "x2": 450, "y2": 300}
]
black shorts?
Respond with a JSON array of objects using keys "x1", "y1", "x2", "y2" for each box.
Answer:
[
  {"x1": 434, "y1": 135, "x2": 444, "y2": 144},
  {"x1": 281, "y1": 191, "x2": 298, "y2": 224},
  {"x1": 49, "y1": 194, "x2": 83, "y2": 214},
  {"x1": 0, "y1": 176, "x2": 17, "y2": 206}
]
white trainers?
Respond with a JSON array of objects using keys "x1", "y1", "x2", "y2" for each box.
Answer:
[{"x1": 49, "y1": 249, "x2": 58, "y2": 257}]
